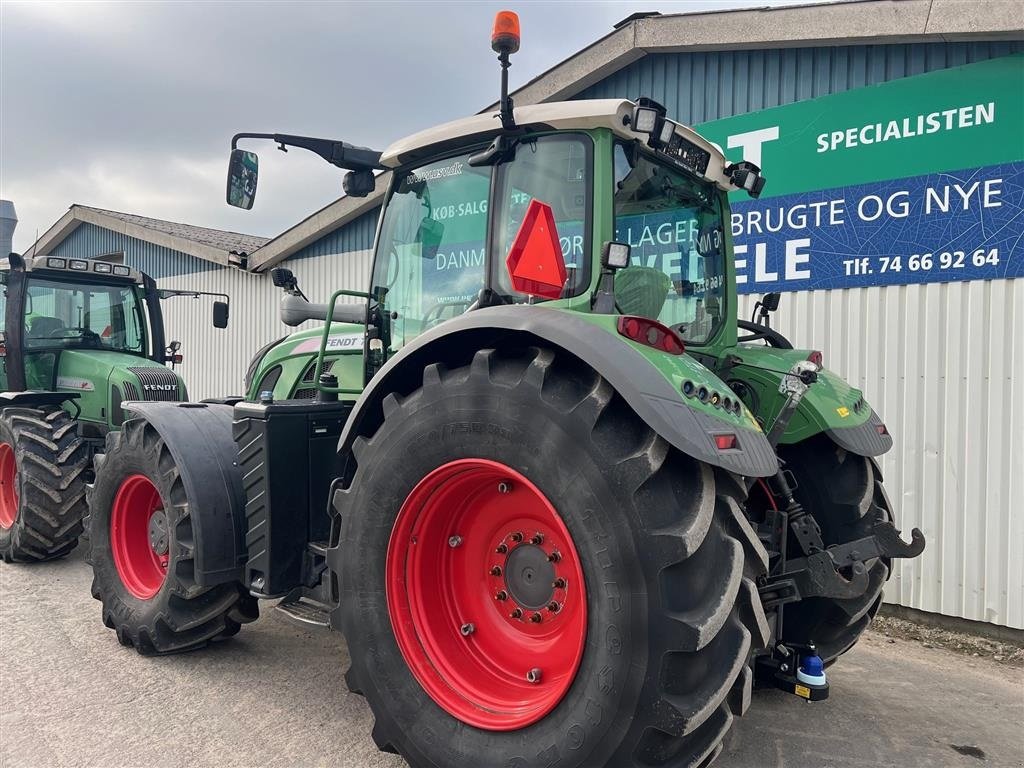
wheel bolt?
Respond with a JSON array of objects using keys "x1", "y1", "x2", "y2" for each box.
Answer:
[
  {"x1": 498, "y1": 481, "x2": 512, "y2": 494},
  {"x1": 490, "y1": 565, "x2": 502, "y2": 577},
  {"x1": 448, "y1": 535, "x2": 462, "y2": 548},
  {"x1": 547, "y1": 601, "x2": 561, "y2": 613},
  {"x1": 530, "y1": 532, "x2": 545, "y2": 545},
  {"x1": 510, "y1": 531, "x2": 523, "y2": 543},
  {"x1": 553, "y1": 578, "x2": 566, "y2": 589},
  {"x1": 548, "y1": 551, "x2": 561, "y2": 563},
  {"x1": 510, "y1": 608, "x2": 522, "y2": 619},
  {"x1": 495, "y1": 590, "x2": 508, "y2": 601},
  {"x1": 526, "y1": 668, "x2": 543, "y2": 684},
  {"x1": 530, "y1": 612, "x2": 543, "y2": 624},
  {"x1": 460, "y1": 623, "x2": 475, "y2": 636},
  {"x1": 495, "y1": 543, "x2": 508, "y2": 554}
]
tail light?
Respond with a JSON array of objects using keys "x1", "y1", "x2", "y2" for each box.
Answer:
[
  {"x1": 616, "y1": 316, "x2": 685, "y2": 355},
  {"x1": 714, "y1": 434, "x2": 739, "y2": 451},
  {"x1": 807, "y1": 350, "x2": 823, "y2": 367}
]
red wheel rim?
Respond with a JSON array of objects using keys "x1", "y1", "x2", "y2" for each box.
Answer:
[
  {"x1": 110, "y1": 474, "x2": 169, "y2": 600},
  {"x1": 0, "y1": 443, "x2": 18, "y2": 530},
  {"x1": 386, "y1": 459, "x2": 587, "y2": 731}
]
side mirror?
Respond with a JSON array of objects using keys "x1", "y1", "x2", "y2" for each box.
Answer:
[
  {"x1": 761, "y1": 292, "x2": 781, "y2": 312},
  {"x1": 226, "y1": 149, "x2": 259, "y2": 209},
  {"x1": 213, "y1": 300, "x2": 229, "y2": 328}
]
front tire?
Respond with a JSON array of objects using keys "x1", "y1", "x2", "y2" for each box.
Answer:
[
  {"x1": 87, "y1": 417, "x2": 258, "y2": 654},
  {"x1": 0, "y1": 406, "x2": 88, "y2": 563},
  {"x1": 331, "y1": 347, "x2": 770, "y2": 768},
  {"x1": 778, "y1": 435, "x2": 893, "y2": 663}
]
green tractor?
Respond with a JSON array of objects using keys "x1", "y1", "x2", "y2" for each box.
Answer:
[
  {"x1": 0, "y1": 253, "x2": 228, "y2": 562},
  {"x1": 86, "y1": 13, "x2": 924, "y2": 767}
]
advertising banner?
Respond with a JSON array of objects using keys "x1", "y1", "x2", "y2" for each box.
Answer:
[{"x1": 695, "y1": 54, "x2": 1024, "y2": 294}]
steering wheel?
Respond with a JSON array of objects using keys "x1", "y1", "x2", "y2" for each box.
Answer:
[
  {"x1": 736, "y1": 319, "x2": 793, "y2": 349},
  {"x1": 48, "y1": 326, "x2": 103, "y2": 344},
  {"x1": 421, "y1": 300, "x2": 472, "y2": 330}
]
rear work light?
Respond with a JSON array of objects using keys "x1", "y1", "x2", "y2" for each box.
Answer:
[{"x1": 616, "y1": 316, "x2": 685, "y2": 355}]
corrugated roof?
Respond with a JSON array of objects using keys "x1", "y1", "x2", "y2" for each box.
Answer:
[
  {"x1": 83, "y1": 207, "x2": 269, "y2": 254},
  {"x1": 25, "y1": 204, "x2": 268, "y2": 267}
]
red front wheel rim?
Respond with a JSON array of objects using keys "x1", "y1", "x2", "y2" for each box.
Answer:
[
  {"x1": 110, "y1": 474, "x2": 169, "y2": 600},
  {"x1": 386, "y1": 459, "x2": 588, "y2": 731},
  {"x1": 0, "y1": 443, "x2": 18, "y2": 529}
]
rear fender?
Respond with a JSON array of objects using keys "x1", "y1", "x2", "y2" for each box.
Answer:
[
  {"x1": 121, "y1": 401, "x2": 247, "y2": 586},
  {"x1": 339, "y1": 306, "x2": 778, "y2": 477}
]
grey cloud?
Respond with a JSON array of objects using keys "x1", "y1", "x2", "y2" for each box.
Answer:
[{"x1": 1, "y1": 0, "x2": 811, "y2": 252}]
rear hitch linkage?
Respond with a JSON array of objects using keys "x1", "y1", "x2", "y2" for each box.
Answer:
[{"x1": 752, "y1": 359, "x2": 926, "y2": 701}]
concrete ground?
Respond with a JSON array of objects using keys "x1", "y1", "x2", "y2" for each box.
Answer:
[{"x1": 2, "y1": 548, "x2": 1022, "y2": 768}]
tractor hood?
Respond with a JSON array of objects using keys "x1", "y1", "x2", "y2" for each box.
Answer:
[
  {"x1": 245, "y1": 323, "x2": 366, "y2": 402},
  {"x1": 55, "y1": 350, "x2": 187, "y2": 429}
]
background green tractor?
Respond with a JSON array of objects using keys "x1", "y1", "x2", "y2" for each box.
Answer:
[
  {"x1": 85, "y1": 13, "x2": 924, "y2": 768},
  {"x1": 0, "y1": 253, "x2": 228, "y2": 562}
]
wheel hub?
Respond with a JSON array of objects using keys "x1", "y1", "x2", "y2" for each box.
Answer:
[
  {"x1": 148, "y1": 509, "x2": 169, "y2": 555},
  {"x1": 504, "y1": 543, "x2": 555, "y2": 610},
  {"x1": 386, "y1": 459, "x2": 587, "y2": 731}
]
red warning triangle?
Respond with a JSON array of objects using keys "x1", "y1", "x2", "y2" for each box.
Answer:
[{"x1": 505, "y1": 200, "x2": 567, "y2": 299}]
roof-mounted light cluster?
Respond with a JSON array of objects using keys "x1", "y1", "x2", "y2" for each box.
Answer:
[
  {"x1": 628, "y1": 98, "x2": 711, "y2": 178},
  {"x1": 725, "y1": 160, "x2": 766, "y2": 198},
  {"x1": 43, "y1": 256, "x2": 133, "y2": 278}
]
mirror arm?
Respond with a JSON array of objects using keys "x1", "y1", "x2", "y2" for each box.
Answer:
[
  {"x1": 158, "y1": 289, "x2": 229, "y2": 305},
  {"x1": 231, "y1": 132, "x2": 385, "y2": 172}
]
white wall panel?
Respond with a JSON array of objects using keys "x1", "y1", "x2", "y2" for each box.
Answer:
[
  {"x1": 155, "y1": 250, "x2": 373, "y2": 401},
  {"x1": 739, "y1": 279, "x2": 1023, "y2": 628}
]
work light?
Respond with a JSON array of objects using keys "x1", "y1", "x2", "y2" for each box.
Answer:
[
  {"x1": 601, "y1": 241, "x2": 631, "y2": 270},
  {"x1": 726, "y1": 161, "x2": 767, "y2": 198},
  {"x1": 658, "y1": 119, "x2": 677, "y2": 145},
  {"x1": 46, "y1": 257, "x2": 66, "y2": 269},
  {"x1": 632, "y1": 106, "x2": 659, "y2": 134}
]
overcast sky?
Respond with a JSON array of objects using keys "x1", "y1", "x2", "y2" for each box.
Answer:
[{"x1": 1, "y1": 0, "x2": 816, "y2": 253}]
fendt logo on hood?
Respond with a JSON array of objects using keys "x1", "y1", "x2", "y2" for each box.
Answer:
[{"x1": 143, "y1": 384, "x2": 177, "y2": 391}]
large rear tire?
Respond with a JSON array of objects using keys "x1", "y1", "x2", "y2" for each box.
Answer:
[
  {"x1": 86, "y1": 417, "x2": 258, "y2": 654},
  {"x1": 778, "y1": 435, "x2": 893, "y2": 663},
  {"x1": 0, "y1": 406, "x2": 88, "y2": 563},
  {"x1": 331, "y1": 347, "x2": 770, "y2": 768}
]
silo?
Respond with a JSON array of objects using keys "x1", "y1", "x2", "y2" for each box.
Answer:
[{"x1": 0, "y1": 200, "x2": 16, "y2": 257}]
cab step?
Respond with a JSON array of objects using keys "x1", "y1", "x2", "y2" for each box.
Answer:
[{"x1": 275, "y1": 591, "x2": 331, "y2": 630}]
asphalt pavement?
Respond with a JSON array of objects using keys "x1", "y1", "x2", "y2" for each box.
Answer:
[{"x1": 2, "y1": 547, "x2": 1022, "y2": 768}]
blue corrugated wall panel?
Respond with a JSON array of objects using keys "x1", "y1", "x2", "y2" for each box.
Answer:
[
  {"x1": 48, "y1": 222, "x2": 219, "y2": 279},
  {"x1": 574, "y1": 41, "x2": 1024, "y2": 124},
  {"x1": 289, "y1": 207, "x2": 380, "y2": 262}
]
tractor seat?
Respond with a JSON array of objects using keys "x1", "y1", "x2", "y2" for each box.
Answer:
[
  {"x1": 28, "y1": 316, "x2": 66, "y2": 337},
  {"x1": 615, "y1": 266, "x2": 671, "y2": 319}
]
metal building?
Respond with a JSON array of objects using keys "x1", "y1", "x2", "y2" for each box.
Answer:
[{"x1": 23, "y1": 0, "x2": 1024, "y2": 630}]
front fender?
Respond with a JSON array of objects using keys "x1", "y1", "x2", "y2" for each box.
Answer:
[
  {"x1": 724, "y1": 345, "x2": 893, "y2": 457},
  {"x1": 121, "y1": 401, "x2": 247, "y2": 586},
  {"x1": 339, "y1": 306, "x2": 778, "y2": 477}
]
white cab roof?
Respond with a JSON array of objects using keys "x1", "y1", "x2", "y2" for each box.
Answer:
[{"x1": 379, "y1": 99, "x2": 734, "y2": 191}]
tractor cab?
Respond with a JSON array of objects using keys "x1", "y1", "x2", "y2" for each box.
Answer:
[{"x1": 1, "y1": 254, "x2": 228, "y2": 436}]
